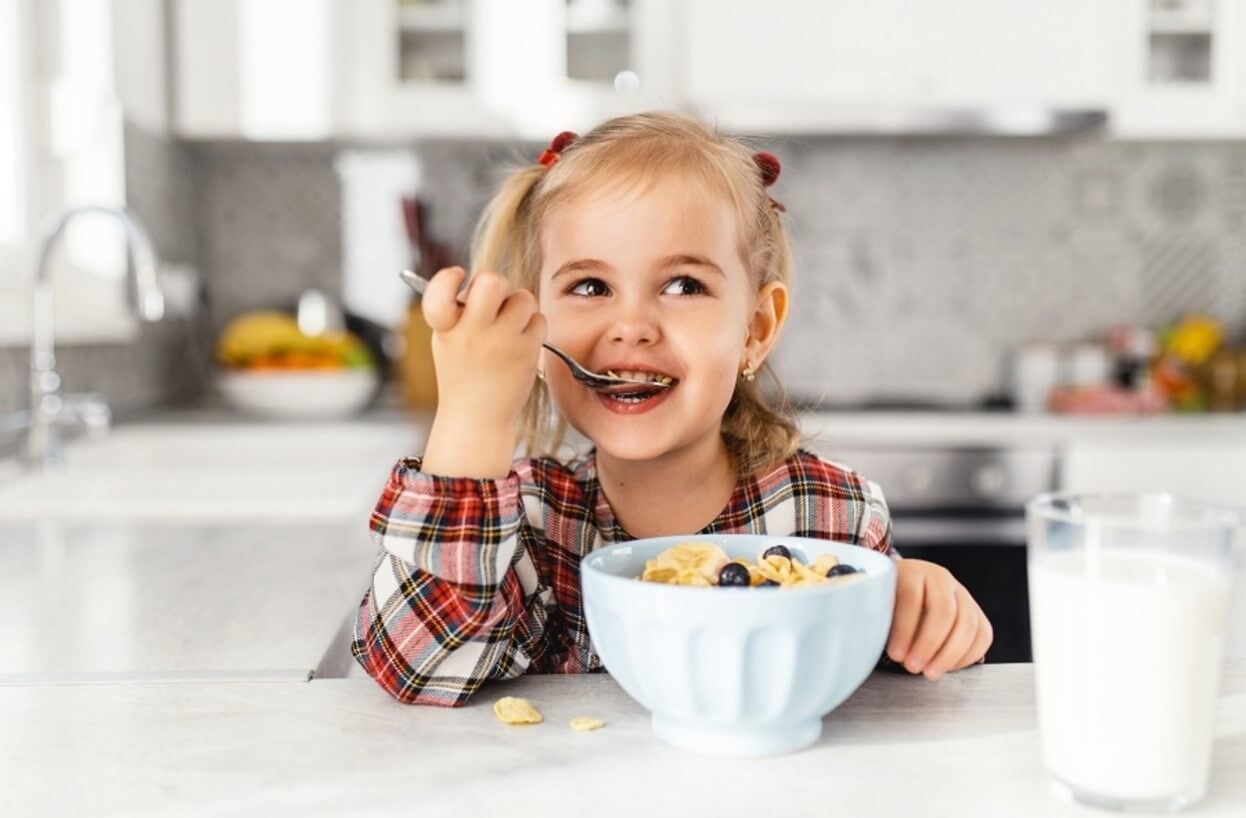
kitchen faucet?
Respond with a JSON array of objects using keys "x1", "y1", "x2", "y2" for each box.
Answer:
[{"x1": 16, "y1": 205, "x2": 165, "y2": 467}]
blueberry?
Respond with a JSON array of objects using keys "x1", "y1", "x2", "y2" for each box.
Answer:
[
  {"x1": 826, "y1": 564, "x2": 859, "y2": 578},
  {"x1": 762, "y1": 544, "x2": 791, "y2": 561},
  {"x1": 760, "y1": 579, "x2": 780, "y2": 587},
  {"x1": 718, "y1": 563, "x2": 750, "y2": 587}
]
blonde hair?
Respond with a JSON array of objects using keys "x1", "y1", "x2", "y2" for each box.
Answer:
[{"x1": 470, "y1": 111, "x2": 803, "y2": 476}]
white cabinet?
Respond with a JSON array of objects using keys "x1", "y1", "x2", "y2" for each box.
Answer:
[
  {"x1": 342, "y1": 0, "x2": 677, "y2": 140},
  {"x1": 682, "y1": 0, "x2": 1120, "y2": 132},
  {"x1": 1059, "y1": 443, "x2": 1246, "y2": 510},
  {"x1": 173, "y1": 0, "x2": 676, "y2": 141},
  {"x1": 336, "y1": 0, "x2": 511, "y2": 139},
  {"x1": 1111, "y1": 0, "x2": 1246, "y2": 139},
  {"x1": 163, "y1": 0, "x2": 1246, "y2": 141},
  {"x1": 174, "y1": 0, "x2": 351, "y2": 139}
]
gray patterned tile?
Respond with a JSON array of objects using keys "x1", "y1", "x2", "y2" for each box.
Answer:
[{"x1": 1138, "y1": 233, "x2": 1220, "y2": 326}]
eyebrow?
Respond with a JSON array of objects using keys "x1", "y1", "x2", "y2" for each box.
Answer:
[{"x1": 551, "y1": 254, "x2": 725, "y2": 281}]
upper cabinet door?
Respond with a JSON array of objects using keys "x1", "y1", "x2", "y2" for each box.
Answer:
[
  {"x1": 173, "y1": 0, "x2": 678, "y2": 140},
  {"x1": 336, "y1": 0, "x2": 515, "y2": 139},
  {"x1": 682, "y1": 0, "x2": 1119, "y2": 130},
  {"x1": 341, "y1": 0, "x2": 678, "y2": 140},
  {"x1": 174, "y1": 0, "x2": 347, "y2": 139},
  {"x1": 521, "y1": 0, "x2": 680, "y2": 138},
  {"x1": 1112, "y1": 0, "x2": 1246, "y2": 139}
]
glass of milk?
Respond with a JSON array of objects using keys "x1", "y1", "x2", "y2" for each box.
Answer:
[{"x1": 1026, "y1": 493, "x2": 1239, "y2": 813}]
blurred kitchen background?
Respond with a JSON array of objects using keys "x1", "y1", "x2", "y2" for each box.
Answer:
[{"x1": 2, "y1": 0, "x2": 1246, "y2": 419}]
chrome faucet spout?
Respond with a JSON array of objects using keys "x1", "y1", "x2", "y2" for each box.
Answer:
[{"x1": 21, "y1": 206, "x2": 165, "y2": 467}]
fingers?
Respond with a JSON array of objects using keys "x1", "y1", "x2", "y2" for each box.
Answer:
[
  {"x1": 886, "y1": 566, "x2": 925, "y2": 664},
  {"x1": 956, "y1": 613, "x2": 994, "y2": 671},
  {"x1": 497, "y1": 286, "x2": 538, "y2": 334},
  {"x1": 523, "y1": 310, "x2": 547, "y2": 342},
  {"x1": 921, "y1": 586, "x2": 980, "y2": 681},
  {"x1": 459, "y1": 270, "x2": 511, "y2": 329},
  {"x1": 899, "y1": 578, "x2": 958, "y2": 676},
  {"x1": 422, "y1": 266, "x2": 468, "y2": 332},
  {"x1": 424, "y1": 268, "x2": 541, "y2": 341}
]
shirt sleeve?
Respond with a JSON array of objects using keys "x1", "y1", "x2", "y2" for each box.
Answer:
[
  {"x1": 350, "y1": 457, "x2": 558, "y2": 707},
  {"x1": 857, "y1": 477, "x2": 900, "y2": 559}
]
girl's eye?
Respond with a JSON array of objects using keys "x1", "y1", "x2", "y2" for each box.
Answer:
[
  {"x1": 663, "y1": 275, "x2": 707, "y2": 296},
  {"x1": 568, "y1": 278, "x2": 609, "y2": 297}
]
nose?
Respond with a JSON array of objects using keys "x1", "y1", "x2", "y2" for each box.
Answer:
[{"x1": 607, "y1": 293, "x2": 661, "y2": 346}]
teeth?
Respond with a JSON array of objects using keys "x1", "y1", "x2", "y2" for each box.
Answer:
[{"x1": 605, "y1": 370, "x2": 674, "y2": 384}]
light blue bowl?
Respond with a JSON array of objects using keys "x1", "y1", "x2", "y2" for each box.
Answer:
[{"x1": 581, "y1": 534, "x2": 896, "y2": 757}]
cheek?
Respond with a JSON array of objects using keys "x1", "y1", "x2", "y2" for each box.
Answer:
[
  {"x1": 675, "y1": 336, "x2": 745, "y2": 401},
  {"x1": 672, "y1": 319, "x2": 744, "y2": 367}
]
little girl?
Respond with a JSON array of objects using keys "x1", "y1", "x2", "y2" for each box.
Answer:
[{"x1": 352, "y1": 112, "x2": 992, "y2": 706}]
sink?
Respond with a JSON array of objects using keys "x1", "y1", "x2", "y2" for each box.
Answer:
[{"x1": 0, "y1": 421, "x2": 422, "y2": 521}]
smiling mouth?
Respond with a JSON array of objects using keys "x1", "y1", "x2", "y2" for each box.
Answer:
[{"x1": 599, "y1": 370, "x2": 678, "y2": 404}]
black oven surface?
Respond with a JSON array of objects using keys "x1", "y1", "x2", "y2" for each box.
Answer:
[
  {"x1": 811, "y1": 444, "x2": 1058, "y2": 667},
  {"x1": 894, "y1": 541, "x2": 1032, "y2": 663}
]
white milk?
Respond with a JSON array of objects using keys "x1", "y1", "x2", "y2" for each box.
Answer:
[{"x1": 1029, "y1": 548, "x2": 1230, "y2": 803}]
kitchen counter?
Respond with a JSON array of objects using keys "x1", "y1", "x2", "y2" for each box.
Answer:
[
  {"x1": 156, "y1": 402, "x2": 1246, "y2": 448},
  {"x1": 2, "y1": 662, "x2": 1243, "y2": 817},
  {"x1": 0, "y1": 520, "x2": 373, "y2": 682},
  {"x1": 799, "y1": 409, "x2": 1246, "y2": 447},
  {"x1": 2, "y1": 409, "x2": 1244, "y2": 815}
]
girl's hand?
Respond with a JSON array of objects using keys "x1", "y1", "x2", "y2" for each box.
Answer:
[
  {"x1": 886, "y1": 558, "x2": 993, "y2": 681},
  {"x1": 420, "y1": 266, "x2": 546, "y2": 479},
  {"x1": 422, "y1": 266, "x2": 546, "y2": 427}
]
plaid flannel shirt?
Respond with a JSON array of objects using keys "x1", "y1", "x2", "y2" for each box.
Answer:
[{"x1": 351, "y1": 447, "x2": 897, "y2": 706}]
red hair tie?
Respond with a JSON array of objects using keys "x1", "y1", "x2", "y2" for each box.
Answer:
[
  {"x1": 753, "y1": 151, "x2": 781, "y2": 187},
  {"x1": 538, "y1": 131, "x2": 578, "y2": 168},
  {"x1": 753, "y1": 151, "x2": 785, "y2": 212}
]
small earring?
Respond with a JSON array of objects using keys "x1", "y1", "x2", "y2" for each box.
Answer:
[{"x1": 741, "y1": 363, "x2": 756, "y2": 383}]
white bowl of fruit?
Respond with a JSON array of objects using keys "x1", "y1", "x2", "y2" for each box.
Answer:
[{"x1": 214, "y1": 311, "x2": 380, "y2": 420}]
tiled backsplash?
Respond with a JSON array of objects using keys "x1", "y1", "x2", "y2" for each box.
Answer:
[
  {"x1": 192, "y1": 141, "x2": 342, "y2": 327},
  {"x1": 772, "y1": 138, "x2": 1245, "y2": 404},
  {"x1": 5, "y1": 125, "x2": 1246, "y2": 416},
  {"x1": 229, "y1": 135, "x2": 1245, "y2": 407}
]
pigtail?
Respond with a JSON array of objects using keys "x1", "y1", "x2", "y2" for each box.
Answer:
[
  {"x1": 470, "y1": 164, "x2": 546, "y2": 277},
  {"x1": 467, "y1": 163, "x2": 574, "y2": 460}
]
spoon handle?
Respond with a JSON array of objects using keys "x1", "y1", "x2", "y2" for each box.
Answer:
[{"x1": 400, "y1": 269, "x2": 468, "y2": 305}]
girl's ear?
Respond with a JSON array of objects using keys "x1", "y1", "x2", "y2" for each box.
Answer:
[{"x1": 744, "y1": 281, "x2": 789, "y2": 364}]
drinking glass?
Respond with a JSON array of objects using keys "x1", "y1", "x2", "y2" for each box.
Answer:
[{"x1": 1026, "y1": 492, "x2": 1239, "y2": 813}]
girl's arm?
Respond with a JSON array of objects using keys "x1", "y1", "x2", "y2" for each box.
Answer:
[
  {"x1": 355, "y1": 265, "x2": 553, "y2": 704},
  {"x1": 350, "y1": 458, "x2": 555, "y2": 706}
]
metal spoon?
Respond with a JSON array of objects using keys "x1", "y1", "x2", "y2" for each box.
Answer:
[{"x1": 399, "y1": 269, "x2": 672, "y2": 393}]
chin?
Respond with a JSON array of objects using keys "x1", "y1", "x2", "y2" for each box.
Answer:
[{"x1": 590, "y1": 430, "x2": 677, "y2": 462}]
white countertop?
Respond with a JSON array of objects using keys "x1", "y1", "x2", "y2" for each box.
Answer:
[
  {"x1": 1, "y1": 411, "x2": 1244, "y2": 815},
  {"x1": 147, "y1": 403, "x2": 1246, "y2": 449},
  {"x1": 798, "y1": 410, "x2": 1246, "y2": 447},
  {"x1": 0, "y1": 521, "x2": 373, "y2": 682},
  {"x1": 2, "y1": 663, "x2": 1242, "y2": 817}
]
